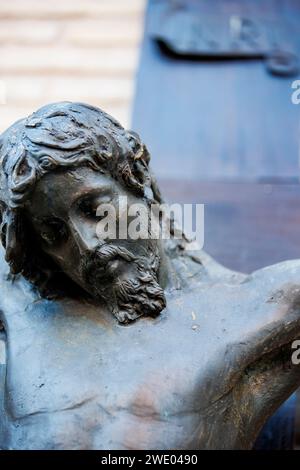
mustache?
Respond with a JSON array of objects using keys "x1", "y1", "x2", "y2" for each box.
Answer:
[
  {"x1": 82, "y1": 243, "x2": 137, "y2": 280},
  {"x1": 94, "y1": 244, "x2": 137, "y2": 266}
]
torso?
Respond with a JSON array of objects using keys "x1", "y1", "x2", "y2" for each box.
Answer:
[{"x1": 1, "y1": 252, "x2": 300, "y2": 449}]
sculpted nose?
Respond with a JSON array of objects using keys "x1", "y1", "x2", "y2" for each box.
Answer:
[{"x1": 68, "y1": 220, "x2": 100, "y2": 256}]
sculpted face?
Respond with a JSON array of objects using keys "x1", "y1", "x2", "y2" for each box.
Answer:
[
  {"x1": 24, "y1": 166, "x2": 166, "y2": 323},
  {"x1": 0, "y1": 102, "x2": 168, "y2": 324}
]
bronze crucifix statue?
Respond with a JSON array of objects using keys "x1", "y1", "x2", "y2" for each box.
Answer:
[{"x1": 0, "y1": 102, "x2": 299, "y2": 449}]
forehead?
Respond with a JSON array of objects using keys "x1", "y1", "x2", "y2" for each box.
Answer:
[{"x1": 25, "y1": 166, "x2": 120, "y2": 218}]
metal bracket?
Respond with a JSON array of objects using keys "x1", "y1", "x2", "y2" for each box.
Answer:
[{"x1": 151, "y1": 2, "x2": 299, "y2": 77}]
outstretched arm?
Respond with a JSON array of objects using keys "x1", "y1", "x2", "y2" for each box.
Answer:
[
  {"x1": 190, "y1": 256, "x2": 300, "y2": 449},
  {"x1": 223, "y1": 259, "x2": 300, "y2": 448}
]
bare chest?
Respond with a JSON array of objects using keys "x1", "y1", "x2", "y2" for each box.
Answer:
[{"x1": 2, "y1": 301, "x2": 207, "y2": 449}]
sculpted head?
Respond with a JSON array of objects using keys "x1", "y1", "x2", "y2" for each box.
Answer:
[{"x1": 0, "y1": 102, "x2": 167, "y2": 323}]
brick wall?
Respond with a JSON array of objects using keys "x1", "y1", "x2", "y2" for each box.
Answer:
[{"x1": 0, "y1": 0, "x2": 146, "y2": 132}]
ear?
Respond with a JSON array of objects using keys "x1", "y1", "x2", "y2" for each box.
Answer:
[
  {"x1": 2, "y1": 208, "x2": 26, "y2": 275},
  {"x1": 9, "y1": 151, "x2": 36, "y2": 207}
]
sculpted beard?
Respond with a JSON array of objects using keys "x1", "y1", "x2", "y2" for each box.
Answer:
[{"x1": 82, "y1": 243, "x2": 166, "y2": 324}]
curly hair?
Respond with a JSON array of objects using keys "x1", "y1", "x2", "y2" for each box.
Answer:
[{"x1": 0, "y1": 102, "x2": 162, "y2": 298}]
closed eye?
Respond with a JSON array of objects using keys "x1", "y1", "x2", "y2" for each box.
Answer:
[
  {"x1": 77, "y1": 195, "x2": 112, "y2": 221},
  {"x1": 78, "y1": 199, "x2": 98, "y2": 219},
  {"x1": 39, "y1": 218, "x2": 69, "y2": 245}
]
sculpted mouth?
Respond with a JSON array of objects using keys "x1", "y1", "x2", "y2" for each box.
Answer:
[{"x1": 83, "y1": 244, "x2": 137, "y2": 282}]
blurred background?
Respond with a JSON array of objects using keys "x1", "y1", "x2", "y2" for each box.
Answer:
[
  {"x1": 0, "y1": 0, "x2": 300, "y2": 450},
  {"x1": 0, "y1": 0, "x2": 146, "y2": 130}
]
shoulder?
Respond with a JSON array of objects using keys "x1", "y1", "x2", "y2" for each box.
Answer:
[
  {"x1": 182, "y1": 248, "x2": 248, "y2": 285},
  {"x1": 193, "y1": 250, "x2": 300, "y2": 294},
  {"x1": 251, "y1": 258, "x2": 300, "y2": 288},
  {"x1": 244, "y1": 259, "x2": 300, "y2": 310},
  {"x1": 183, "y1": 252, "x2": 300, "y2": 314}
]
